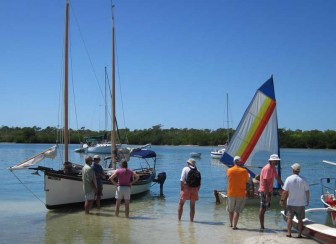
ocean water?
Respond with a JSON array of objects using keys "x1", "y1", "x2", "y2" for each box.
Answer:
[{"x1": 1, "y1": 144, "x2": 336, "y2": 243}]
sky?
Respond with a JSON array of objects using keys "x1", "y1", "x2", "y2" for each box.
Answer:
[{"x1": 1, "y1": 0, "x2": 336, "y2": 132}]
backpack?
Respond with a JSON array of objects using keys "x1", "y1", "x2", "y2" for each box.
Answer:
[{"x1": 186, "y1": 167, "x2": 201, "y2": 187}]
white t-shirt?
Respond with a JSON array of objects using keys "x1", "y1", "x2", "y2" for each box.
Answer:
[
  {"x1": 180, "y1": 166, "x2": 194, "y2": 183},
  {"x1": 283, "y1": 174, "x2": 309, "y2": 206}
]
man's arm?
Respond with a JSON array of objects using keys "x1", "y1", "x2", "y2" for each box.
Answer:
[{"x1": 280, "y1": 190, "x2": 288, "y2": 207}]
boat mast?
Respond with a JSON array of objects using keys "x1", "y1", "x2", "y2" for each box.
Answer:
[
  {"x1": 226, "y1": 93, "x2": 230, "y2": 144},
  {"x1": 105, "y1": 66, "x2": 108, "y2": 133},
  {"x1": 64, "y1": 0, "x2": 69, "y2": 162},
  {"x1": 111, "y1": 5, "x2": 117, "y2": 169}
]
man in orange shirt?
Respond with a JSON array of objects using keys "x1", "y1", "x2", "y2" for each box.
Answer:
[{"x1": 226, "y1": 156, "x2": 249, "y2": 229}]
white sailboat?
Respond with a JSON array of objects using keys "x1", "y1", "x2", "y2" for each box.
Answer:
[
  {"x1": 9, "y1": 1, "x2": 163, "y2": 209},
  {"x1": 214, "y1": 76, "x2": 282, "y2": 205}
]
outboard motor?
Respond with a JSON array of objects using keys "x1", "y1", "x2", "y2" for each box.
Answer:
[{"x1": 153, "y1": 172, "x2": 166, "y2": 196}]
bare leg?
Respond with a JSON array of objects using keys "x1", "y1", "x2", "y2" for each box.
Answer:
[
  {"x1": 229, "y1": 212, "x2": 234, "y2": 227},
  {"x1": 287, "y1": 216, "x2": 293, "y2": 236},
  {"x1": 233, "y1": 212, "x2": 240, "y2": 228},
  {"x1": 297, "y1": 219, "x2": 303, "y2": 237},
  {"x1": 178, "y1": 199, "x2": 185, "y2": 221},
  {"x1": 259, "y1": 208, "x2": 266, "y2": 229},
  {"x1": 85, "y1": 200, "x2": 93, "y2": 214},
  {"x1": 124, "y1": 199, "x2": 130, "y2": 218},
  {"x1": 96, "y1": 196, "x2": 101, "y2": 209},
  {"x1": 115, "y1": 199, "x2": 121, "y2": 217},
  {"x1": 190, "y1": 200, "x2": 196, "y2": 222},
  {"x1": 84, "y1": 200, "x2": 90, "y2": 214}
]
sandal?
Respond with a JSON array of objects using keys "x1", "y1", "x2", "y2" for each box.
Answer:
[
  {"x1": 297, "y1": 236, "x2": 302, "y2": 239},
  {"x1": 286, "y1": 234, "x2": 292, "y2": 238},
  {"x1": 233, "y1": 227, "x2": 238, "y2": 230}
]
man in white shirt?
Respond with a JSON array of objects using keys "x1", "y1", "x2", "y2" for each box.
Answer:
[{"x1": 280, "y1": 163, "x2": 310, "y2": 238}]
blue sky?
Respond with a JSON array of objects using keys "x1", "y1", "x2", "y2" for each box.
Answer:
[{"x1": 1, "y1": 0, "x2": 335, "y2": 132}]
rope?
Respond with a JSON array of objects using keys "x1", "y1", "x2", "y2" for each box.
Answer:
[{"x1": 10, "y1": 171, "x2": 46, "y2": 206}]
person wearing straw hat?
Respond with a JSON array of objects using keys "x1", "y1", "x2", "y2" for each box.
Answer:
[
  {"x1": 280, "y1": 163, "x2": 310, "y2": 238},
  {"x1": 178, "y1": 158, "x2": 201, "y2": 222},
  {"x1": 258, "y1": 154, "x2": 284, "y2": 229}
]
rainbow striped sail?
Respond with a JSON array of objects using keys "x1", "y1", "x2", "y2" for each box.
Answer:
[{"x1": 220, "y1": 76, "x2": 280, "y2": 178}]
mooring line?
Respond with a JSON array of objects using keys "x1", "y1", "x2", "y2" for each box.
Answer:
[{"x1": 10, "y1": 171, "x2": 46, "y2": 206}]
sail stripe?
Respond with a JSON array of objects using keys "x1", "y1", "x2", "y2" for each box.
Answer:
[{"x1": 240, "y1": 97, "x2": 275, "y2": 162}]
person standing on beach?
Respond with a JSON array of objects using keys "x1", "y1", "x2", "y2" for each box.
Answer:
[
  {"x1": 178, "y1": 158, "x2": 201, "y2": 222},
  {"x1": 258, "y1": 154, "x2": 284, "y2": 229},
  {"x1": 280, "y1": 163, "x2": 310, "y2": 238},
  {"x1": 226, "y1": 156, "x2": 249, "y2": 229},
  {"x1": 82, "y1": 156, "x2": 97, "y2": 214},
  {"x1": 109, "y1": 160, "x2": 139, "y2": 217},
  {"x1": 92, "y1": 155, "x2": 105, "y2": 209}
]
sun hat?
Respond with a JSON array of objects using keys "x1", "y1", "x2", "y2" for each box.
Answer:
[
  {"x1": 93, "y1": 155, "x2": 101, "y2": 160},
  {"x1": 233, "y1": 156, "x2": 241, "y2": 163},
  {"x1": 187, "y1": 158, "x2": 196, "y2": 167},
  {"x1": 268, "y1": 154, "x2": 281, "y2": 161},
  {"x1": 291, "y1": 163, "x2": 301, "y2": 171}
]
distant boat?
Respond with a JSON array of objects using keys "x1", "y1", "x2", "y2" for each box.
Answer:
[
  {"x1": 210, "y1": 148, "x2": 226, "y2": 159},
  {"x1": 215, "y1": 76, "x2": 282, "y2": 205},
  {"x1": 190, "y1": 152, "x2": 201, "y2": 158}
]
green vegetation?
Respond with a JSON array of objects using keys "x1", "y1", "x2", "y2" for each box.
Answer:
[{"x1": 1, "y1": 125, "x2": 335, "y2": 149}]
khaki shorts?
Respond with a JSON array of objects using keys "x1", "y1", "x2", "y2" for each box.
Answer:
[
  {"x1": 85, "y1": 191, "x2": 95, "y2": 201},
  {"x1": 286, "y1": 205, "x2": 305, "y2": 221},
  {"x1": 180, "y1": 185, "x2": 199, "y2": 201},
  {"x1": 227, "y1": 197, "x2": 246, "y2": 213}
]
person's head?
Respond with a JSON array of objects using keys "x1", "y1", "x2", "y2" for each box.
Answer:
[
  {"x1": 268, "y1": 154, "x2": 280, "y2": 166},
  {"x1": 120, "y1": 160, "x2": 128, "y2": 169},
  {"x1": 93, "y1": 155, "x2": 101, "y2": 164},
  {"x1": 233, "y1": 156, "x2": 242, "y2": 166},
  {"x1": 187, "y1": 158, "x2": 196, "y2": 169},
  {"x1": 291, "y1": 163, "x2": 301, "y2": 174},
  {"x1": 85, "y1": 156, "x2": 93, "y2": 165}
]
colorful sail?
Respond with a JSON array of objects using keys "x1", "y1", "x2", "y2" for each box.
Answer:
[
  {"x1": 220, "y1": 76, "x2": 280, "y2": 177},
  {"x1": 9, "y1": 145, "x2": 57, "y2": 171}
]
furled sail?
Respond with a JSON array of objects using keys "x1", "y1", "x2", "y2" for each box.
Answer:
[
  {"x1": 9, "y1": 145, "x2": 57, "y2": 170},
  {"x1": 220, "y1": 76, "x2": 279, "y2": 177}
]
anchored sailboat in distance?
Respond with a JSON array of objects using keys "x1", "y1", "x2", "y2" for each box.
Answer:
[{"x1": 215, "y1": 76, "x2": 282, "y2": 205}]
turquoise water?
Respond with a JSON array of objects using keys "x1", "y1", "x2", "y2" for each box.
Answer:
[{"x1": 1, "y1": 144, "x2": 335, "y2": 243}]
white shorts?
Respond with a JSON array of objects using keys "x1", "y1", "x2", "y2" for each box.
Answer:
[{"x1": 116, "y1": 186, "x2": 131, "y2": 200}]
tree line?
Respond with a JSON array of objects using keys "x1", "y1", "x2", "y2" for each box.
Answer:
[{"x1": 1, "y1": 125, "x2": 336, "y2": 149}]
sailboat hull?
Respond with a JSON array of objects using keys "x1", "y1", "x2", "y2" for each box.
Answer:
[{"x1": 44, "y1": 170, "x2": 154, "y2": 209}]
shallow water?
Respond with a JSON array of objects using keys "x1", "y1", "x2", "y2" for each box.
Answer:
[{"x1": 1, "y1": 144, "x2": 335, "y2": 243}]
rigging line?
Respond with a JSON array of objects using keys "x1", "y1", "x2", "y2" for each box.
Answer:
[
  {"x1": 10, "y1": 171, "x2": 46, "y2": 206},
  {"x1": 69, "y1": 33, "x2": 82, "y2": 144},
  {"x1": 69, "y1": 2, "x2": 105, "y2": 101}
]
